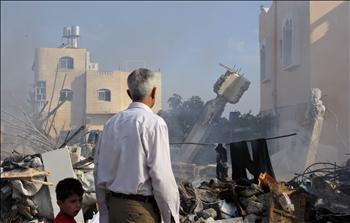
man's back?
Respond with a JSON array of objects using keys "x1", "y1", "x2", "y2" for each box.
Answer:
[
  {"x1": 94, "y1": 102, "x2": 179, "y2": 223},
  {"x1": 95, "y1": 102, "x2": 166, "y2": 195}
]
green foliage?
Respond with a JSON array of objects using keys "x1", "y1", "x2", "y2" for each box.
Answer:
[
  {"x1": 159, "y1": 94, "x2": 276, "y2": 143},
  {"x1": 159, "y1": 94, "x2": 205, "y2": 142},
  {"x1": 228, "y1": 110, "x2": 276, "y2": 141}
]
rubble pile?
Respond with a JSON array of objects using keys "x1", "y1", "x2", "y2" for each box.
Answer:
[
  {"x1": 0, "y1": 143, "x2": 97, "y2": 223},
  {"x1": 1, "y1": 142, "x2": 349, "y2": 223},
  {"x1": 286, "y1": 161, "x2": 350, "y2": 222},
  {"x1": 178, "y1": 178, "x2": 268, "y2": 223},
  {"x1": 1, "y1": 153, "x2": 53, "y2": 223},
  {"x1": 178, "y1": 159, "x2": 350, "y2": 223}
]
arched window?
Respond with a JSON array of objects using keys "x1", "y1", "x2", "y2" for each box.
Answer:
[
  {"x1": 282, "y1": 18, "x2": 293, "y2": 67},
  {"x1": 59, "y1": 56, "x2": 74, "y2": 69},
  {"x1": 97, "y1": 89, "x2": 111, "y2": 101},
  {"x1": 60, "y1": 89, "x2": 73, "y2": 101}
]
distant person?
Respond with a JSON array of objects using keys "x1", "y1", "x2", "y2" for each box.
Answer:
[
  {"x1": 54, "y1": 178, "x2": 84, "y2": 223},
  {"x1": 94, "y1": 68, "x2": 180, "y2": 223},
  {"x1": 215, "y1": 143, "x2": 229, "y2": 181}
]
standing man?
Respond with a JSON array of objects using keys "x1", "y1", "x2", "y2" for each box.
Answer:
[
  {"x1": 94, "y1": 68, "x2": 179, "y2": 223},
  {"x1": 215, "y1": 143, "x2": 229, "y2": 181}
]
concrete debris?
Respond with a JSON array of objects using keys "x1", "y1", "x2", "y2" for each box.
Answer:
[
  {"x1": 214, "y1": 217, "x2": 243, "y2": 223},
  {"x1": 238, "y1": 184, "x2": 263, "y2": 197},
  {"x1": 214, "y1": 64, "x2": 250, "y2": 104},
  {"x1": 179, "y1": 159, "x2": 350, "y2": 223},
  {"x1": 197, "y1": 208, "x2": 217, "y2": 219},
  {"x1": 218, "y1": 200, "x2": 238, "y2": 219},
  {"x1": 1, "y1": 122, "x2": 349, "y2": 223},
  {"x1": 243, "y1": 214, "x2": 261, "y2": 223},
  {"x1": 180, "y1": 64, "x2": 250, "y2": 163},
  {"x1": 0, "y1": 143, "x2": 97, "y2": 223},
  {"x1": 310, "y1": 176, "x2": 350, "y2": 221},
  {"x1": 178, "y1": 178, "x2": 266, "y2": 222}
]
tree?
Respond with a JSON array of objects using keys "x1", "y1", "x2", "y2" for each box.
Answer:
[
  {"x1": 167, "y1": 93, "x2": 182, "y2": 111},
  {"x1": 159, "y1": 94, "x2": 276, "y2": 144},
  {"x1": 159, "y1": 94, "x2": 205, "y2": 142}
]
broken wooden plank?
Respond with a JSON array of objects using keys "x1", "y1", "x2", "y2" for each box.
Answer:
[{"x1": 1, "y1": 168, "x2": 50, "y2": 180}]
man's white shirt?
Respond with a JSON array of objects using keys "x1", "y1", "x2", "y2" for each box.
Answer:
[{"x1": 94, "y1": 102, "x2": 180, "y2": 223}]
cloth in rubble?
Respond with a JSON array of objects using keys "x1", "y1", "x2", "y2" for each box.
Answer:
[
  {"x1": 250, "y1": 139, "x2": 275, "y2": 180},
  {"x1": 230, "y1": 141, "x2": 254, "y2": 180},
  {"x1": 230, "y1": 139, "x2": 275, "y2": 183},
  {"x1": 2, "y1": 154, "x2": 42, "y2": 171}
]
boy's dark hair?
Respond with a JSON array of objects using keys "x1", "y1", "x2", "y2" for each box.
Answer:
[{"x1": 55, "y1": 178, "x2": 84, "y2": 202}]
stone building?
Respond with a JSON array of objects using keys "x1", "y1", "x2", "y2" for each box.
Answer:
[
  {"x1": 259, "y1": 1, "x2": 349, "y2": 174},
  {"x1": 33, "y1": 26, "x2": 161, "y2": 138}
]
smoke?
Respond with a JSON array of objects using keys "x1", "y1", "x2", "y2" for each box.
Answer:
[
  {"x1": 1, "y1": 1, "x2": 266, "y2": 118},
  {"x1": 1, "y1": 2, "x2": 47, "y2": 115},
  {"x1": 1, "y1": 1, "x2": 268, "y2": 159}
]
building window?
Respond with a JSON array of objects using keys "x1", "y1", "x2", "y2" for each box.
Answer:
[
  {"x1": 279, "y1": 40, "x2": 283, "y2": 59},
  {"x1": 282, "y1": 18, "x2": 293, "y2": 68},
  {"x1": 59, "y1": 57, "x2": 74, "y2": 69},
  {"x1": 36, "y1": 80, "x2": 46, "y2": 101},
  {"x1": 260, "y1": 37, "x2": 271, "y2": 82},
  {"x1": 260, "y1": 44, "x2": 266, "y2": 81},
  {"x1": 97, "y1": 89, "x2": 111, "y2": 101},
  {"x1": 59, "y1": 89, "x2": 73, "y2": 101}
]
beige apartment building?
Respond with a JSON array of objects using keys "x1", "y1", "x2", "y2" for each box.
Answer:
[
  {"x1": 259, "y1": 1, "x2": 349, "y2": 171},
  {"x1": 33, "y1": 26, "x2": 161, "y2": 139}
]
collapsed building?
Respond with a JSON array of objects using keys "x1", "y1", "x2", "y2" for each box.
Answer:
[
  {"x1": 1, "y1": 133, "x2": 349, "y2": 223},
  {"x1": 1, "y1": 61, "x2": 349, "y2": 222}
]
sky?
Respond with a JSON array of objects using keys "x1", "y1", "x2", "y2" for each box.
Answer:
[{"x1": 1, "y1": 1, "x2": 272, "y2": 117}]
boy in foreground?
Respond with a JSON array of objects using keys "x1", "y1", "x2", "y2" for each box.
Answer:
[{"x1": 54, "y1": 178, "x2": 84, "y2": 223}]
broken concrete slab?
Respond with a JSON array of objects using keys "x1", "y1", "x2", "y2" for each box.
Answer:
[
  {"x1": 41, "y1": 148, "x2": 84, "y2": 222},
  {"x1": 180, "y1": 64, "x2": 250, "y2": 163},
  {"x1": 214, "y1": 217, "x2": 243, "y2": 223}
]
